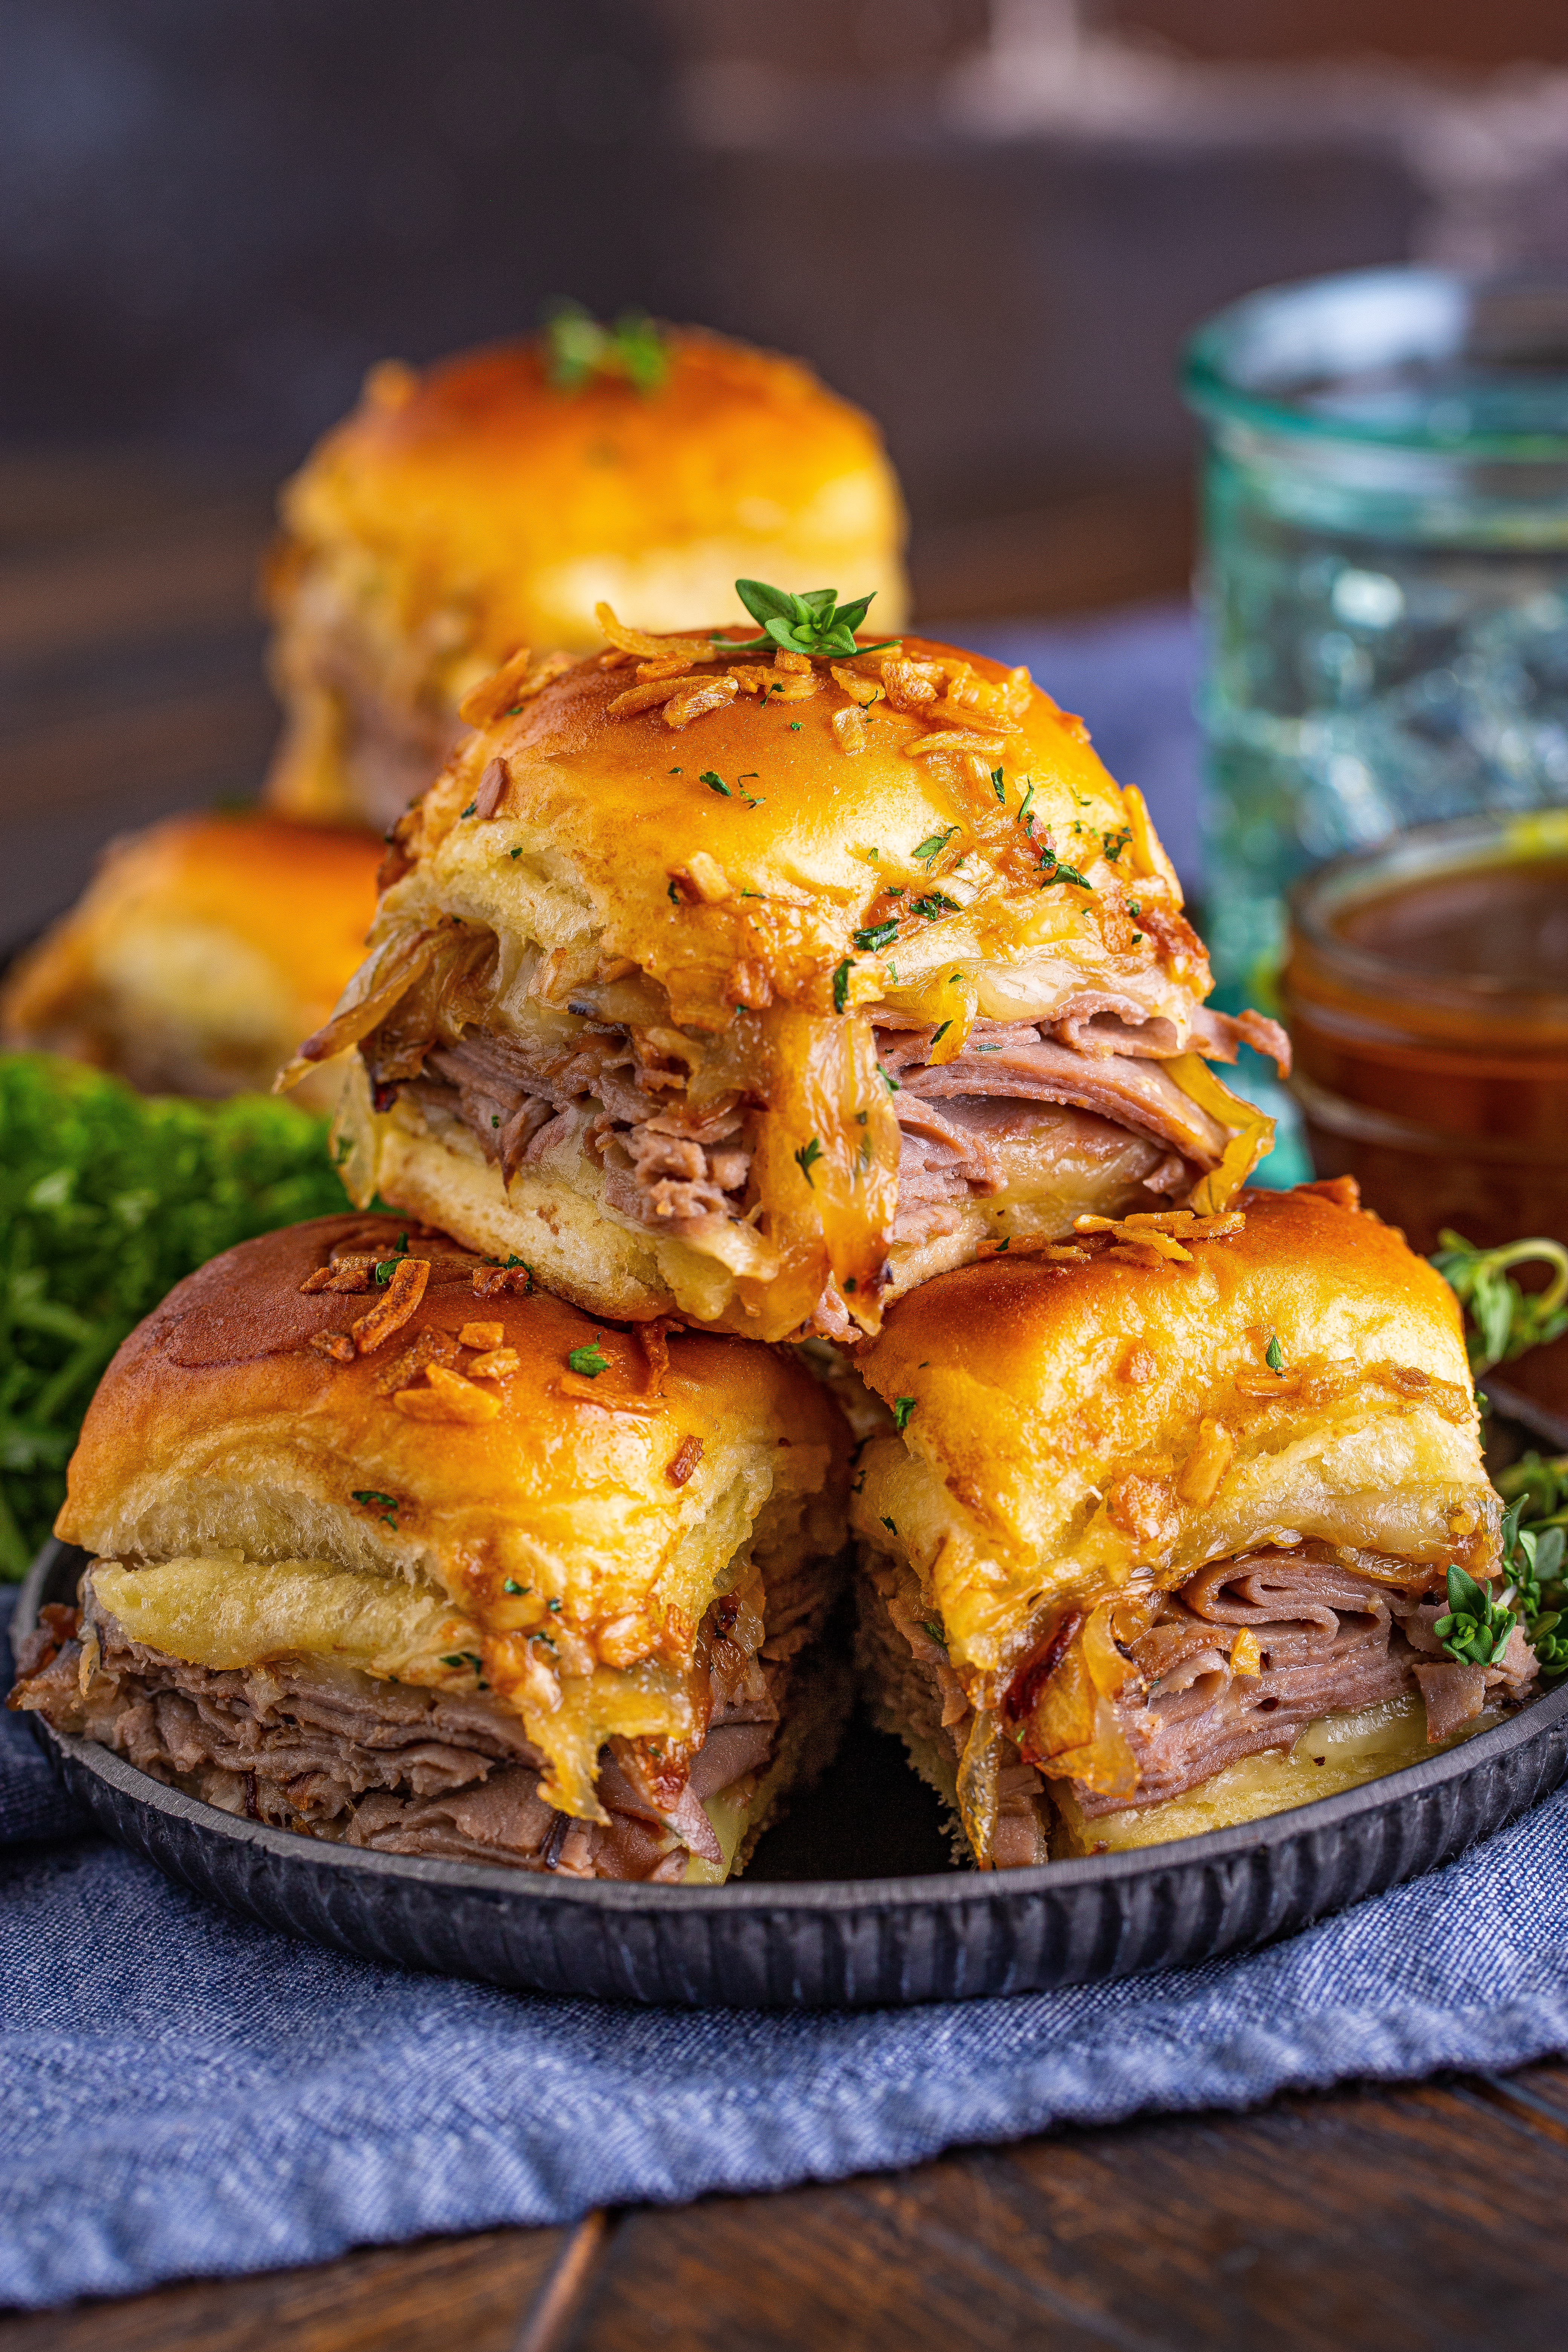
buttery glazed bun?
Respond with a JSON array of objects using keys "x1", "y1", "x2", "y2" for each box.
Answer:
[
  {"x1": 22, "y1": 1213, "x2": 850, "y2": 1881},
  {"x1": 850, "y1": 1182, "x2": 1524, "y2": 1867},
  {"x1": 263, "y1": 329, "x2": 908, "y2": 828},
  {"x1": 0, "y1": 814, "x2": 380, "y2": 1114},
  {"x1": 286, "y1": 616, "x2": 1285, "y2": 1343}
]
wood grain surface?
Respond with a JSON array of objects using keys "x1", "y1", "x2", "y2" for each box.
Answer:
[
  {"x1": 0, "y1": 448, "x2": 1548, "y2": 2352},
  {"x1": 6, "y1": 2064, "x2": 1568, "y2": 2350}
]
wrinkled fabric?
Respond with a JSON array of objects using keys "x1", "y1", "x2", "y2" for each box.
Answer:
[{"x1": 3, "y1": 1588, "x2": 1568, "y2": 2309}]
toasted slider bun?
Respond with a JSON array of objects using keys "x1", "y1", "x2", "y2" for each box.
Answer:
[
  {"x1": 14, "y1": 1213, "x2": 851, "y2": 1882},
  {"x1": 263, "y1": 329, "x2": 908, "y2": 829},
  {"x1": 0, "y1": 814, "x2": 381, "y2": 1114},
  {"x1": 850, "y1": 1180, "x2": 1525, "y2": 1867},
  {"x1": 285, "y1": 617, "x2": 1283, "y2": 1344}
]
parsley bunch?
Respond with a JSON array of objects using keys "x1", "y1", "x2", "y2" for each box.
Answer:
[
  {"x1": 1429, "y1": 1230, "x2": 1568, "y2": 1376},
  {"x1": 0, "y1": 1054, "x2": 348, "y2": 1576},
  {"x1": 542, "y1": 301, "x2": 668, "y2": 394},
  {"x1": 722, "y1": 580, "x2": 897, "y2": 661}
]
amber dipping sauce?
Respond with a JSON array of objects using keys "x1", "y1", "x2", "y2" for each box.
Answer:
[{"x1": 1285, "y1": 813, "x2": 1568, "y2": 1418}]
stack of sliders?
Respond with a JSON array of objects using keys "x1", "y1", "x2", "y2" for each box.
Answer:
[
  {"x1": 10, "y1": 1214, "x2": 851, "y2": 1881},
  {"x1": 0, "y1": 815, "x2": 381, "y2": 1113},
  {"x1": 17, "y1": 584, "x2": 1529, "y2": 1886},
  {"x1": 283, "y1": 590, "x2": 1288, "y2": 1343},
  {"x1": 265, "y1": 321, "x2": 908, "y2": 830},
  {"x1": 850, "y1": 1178, "x2": 1537, "y2": 1863}
]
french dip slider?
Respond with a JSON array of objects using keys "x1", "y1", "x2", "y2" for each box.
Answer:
[
  {"x1": 9, "y1": 1214, "x2": 851, "y2": 1881},
  {"x1": 0, "y1": 814, "x2": 381, "y2": 1115},
  {"x1": 264, "y1": 320, "x2": 908, "y2": 829},
  {"x1": 851, "y1": 1180, "x2": 1532, "y2": 1865},
  {"x1": 282, "y1": 592, "x2": 1286, "y2": 1344}
]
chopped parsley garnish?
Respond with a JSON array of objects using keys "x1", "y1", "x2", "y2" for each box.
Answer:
[
  {"x1": 911, "y1": 891, "x2": 959, "y2": 922},
  {"x1": 1041, "y1": 858, "x2": 1092, "y2": 890},
  {"x1": 892, "y1": 1395, "x2": 916, "y2": 1432},
  {"x1": 832, "y1": 957, "x2": 853, "y2": 1015},
  {"x1": 794, "y1": 1137, "x2": 824, "y2": 1185},
  {"x1": 1265, "y1": 1334, "x2": 1285, "y2": 1373},
  {"x1": 879, "y1": 1064, "x2": 900, "y2": 1093},
  {"x1": 912, "y1": 826, "x2": 958, "y2": 866},
  {"x1": 352, "y1": 1489, "x2": 400, "y2": 1529},
  {"x1": 991, "y1": 767, "x2": 1006, "y2": 802},
  {"x1": 509, "y1": 846, "x2": 524, "y2": 859},
  {"x1": 439, "y1": 1651, "x2": 485, "y2": 1672},
  {"x1": 700, "y1": 770, "x2": 731, "y2": 796},
  {"x1": 502, "y1": 1578, "x2": 530, "y2": 1596},
  {"x1": 547, "y1": 1596, "x2": 562, "y2": 1612},
  {"x1": 669, "y1": 766, "x2": 682, "y2": 775},
  {"x1": 1103, "y1": 826, "x2": 1132, "y2": 861},
  {"x1": 460, "y1": 801, "x2": 477, "y2": 819},
  {"x1": 720, "y1": 578, "x2": 897, "y2": 661},
  {"x1": 929, "y1": 1021, "x2": 951, "y2": 1047},
  {"x1": 880, "y1": 1516, "x2": 897, "y2": 1534},
  {"x1": 853, "y1": 919, "x2": 899, "y2": 954},
  {"x1": 668, "y1": 880, "x2": 680, "y2": 903},
  {"x1": 567, "y1": 1341, "x2": 610, "y2": 1377},
  {"x1": 1017, "y1": 782, "x2": 1035, "y2": 828},
  {"x1": 922, "y1": 1619, "x2": 947, "y2": 1648}
]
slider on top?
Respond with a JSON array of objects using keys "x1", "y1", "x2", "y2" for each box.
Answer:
[
  {"x1": 0, "y1": 814, "x2": 382, "y2": 1115},
  {"x1": 283, "y1": 590, "x2": 1287, "y2": 1344},
  {"x1": 9, "y1": 1214, "x2": 851, "y2": 1881},
  {"x1": 263, "y1": 322, "x2": 908, "y2": 830},
  {"x1": 851, "y1": 1180, "x2": 1530, "y2": 1865}
]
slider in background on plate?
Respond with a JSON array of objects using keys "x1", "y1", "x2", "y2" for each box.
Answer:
[
  {"x1": 9, "y1": 1213, "x2": 852, "y2": 1882},
  {"x1": 283, "y1": 591, "x2": 1286, "y2": 1344},
  {"x1": 0, "y1": 813, "x2": 381, "y2": 1116},
  {"x1": 263, "y1": 317, "x2": 909, "y2": 830},
  {"x1": 850, "y1": 1179, "x2": 1534, "y2": 1866}
]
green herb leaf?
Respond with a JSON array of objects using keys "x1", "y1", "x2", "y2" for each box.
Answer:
[
  {"x1": 720, "y1": 577, "x2": 899, "y2": 661},
  {"x1": 1041, "y1": 858, "x2": 1092, "y2": 890},
  {"x1": 911, "y1": 891, "x2": 959, "y2": 922},
  {"x1": 542, "y1": 300, "x2": 669, "y2": 394},
  {"x1": 929, "y1": 1021, "x2": 951, "y2": 1047},
  {"x1": 892, "y1": 1395, "x2": 916, "y2": 1432},
  {"x1": 1265, "y1": 1333, "x2": 1284, "y2": 1373},
  {"x1": 502, "y1": 1577, "x2": 529, "y2": 1596},
  {"x1": 699, "y1": 770, "x2": 731, "y2": 797},
  {"x1": 794, "y1": 1137, "x2": 824, "y2": 1186},
  {"x1": 1430, "y1": 1231, "x2": 1568, "y2": 1375},
  {"x1": 853, "y1": 919, "x2": 899, "y2": 953},
  {"x1": 567, "y1": 1342, "x2": 610, "y2": 1377},
  {"x1": 832, "y1": 957, "x2": 854, "y2": 1015},
  {"x1": 991, "y1": 767, "x2": 1006, "y2": 802},
  {"x1": 1433, "y1": 1562, "x2": 1518, "y2": 1668},
  {"x1": 912, "y1": 826, "x2": 958, "y2": 867}
]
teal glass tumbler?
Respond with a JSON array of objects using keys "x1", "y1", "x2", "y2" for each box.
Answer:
[{"x1": 1184, "y1": 266, "x2": 1568, "y2": 1015}]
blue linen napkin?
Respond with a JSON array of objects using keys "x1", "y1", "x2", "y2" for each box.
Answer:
[{"x1": 3, "y1": 1585, "x2": 1568, "y2": 2310}]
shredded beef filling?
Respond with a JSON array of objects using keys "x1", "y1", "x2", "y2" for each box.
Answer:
[
  {"x1": 1072, "y1": 1544, "x2": 1539, "y2": 1818},
  {"x1": 11, "y1": 1552, "x2": 839, "y2": 1882},
  {"x1": 383, "y1": 998, "x2": 1288, "y2": 1250},
  {"x1": 855, "y1": 1577, "x2": 1053, "y2": 1868}
]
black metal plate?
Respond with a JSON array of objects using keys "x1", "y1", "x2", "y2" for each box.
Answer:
[{"x1": 14, "y1": 1536, "x2": 1568, "y2": 2008}]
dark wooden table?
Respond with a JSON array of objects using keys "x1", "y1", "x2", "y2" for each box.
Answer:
[{"x1": 3, "y1": 450, "x2": 1560, "y2": 2352}]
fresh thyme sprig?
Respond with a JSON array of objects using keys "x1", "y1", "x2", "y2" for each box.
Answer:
[
  {"x1": 542, "y1": 301, "x2": 669, "y2": 393},
  {"x1": 1429, "y1": 1230, "x2": 1568, "y2": 1376},
  {"x1": 720, "y1": 579, "x2": 899, "y2": 661},
  {"x1": 1433, "y1": 1563, "x2": 1518, "y2": 1667}
]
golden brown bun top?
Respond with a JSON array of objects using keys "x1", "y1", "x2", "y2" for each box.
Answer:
[
  {"x1": 0, "y1": 813, "x2": 382, "y2": 1041},
  {"x1": 357, "y1": 629, "x2": 1196, "y2": 1035},
  {"x1": 850, "y1": 1182, "x2": 1494, "y2": 1673},
  {"x1": 60, "y1": 1213, "x2": 847, "y2": 1606},
  {"x1": 276, "y1": 330, "x2": 907, "y2": 646}
]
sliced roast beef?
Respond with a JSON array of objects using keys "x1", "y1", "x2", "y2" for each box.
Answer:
[
  {"x1": 10, "y1": 1551, "x2": 839, "y2": 1881},
  {"x1": 1070, "y1": 1545, "x2": 1539, "y2": 1818}
]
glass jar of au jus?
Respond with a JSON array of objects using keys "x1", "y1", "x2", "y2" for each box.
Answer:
[
  {"x1": 1186, "y1": 268, "x2": 1568, "y2": 1020},
  {"x1": 1285, "y1": 809, "x2": 1568, "y2": 1355}
]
